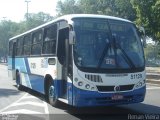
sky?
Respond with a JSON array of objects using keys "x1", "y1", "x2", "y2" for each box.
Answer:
[{"x1": 0, "y1": 0, "x2": 58, "y2": 22}]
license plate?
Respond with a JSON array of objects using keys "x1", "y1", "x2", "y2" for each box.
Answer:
[{"x1": 111, "y1": 94, "x2": 123, "y2": 100}]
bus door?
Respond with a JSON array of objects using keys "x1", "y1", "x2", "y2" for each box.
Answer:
[
  {"x1": 58, "y1": 27, "x2": 70, "y2": 99},
  {"x1": 12, "y1": 42, "x2": 16, "y2": 79}
]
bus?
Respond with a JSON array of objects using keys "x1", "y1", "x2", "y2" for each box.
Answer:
[{"x1": 8, "y1": 14, "x2": 146, "y2": 107}]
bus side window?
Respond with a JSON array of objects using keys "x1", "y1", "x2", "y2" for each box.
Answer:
[
  {"x1": 9, "y1": 41, "x2": 13, "y2": 56},
  {"x1": 42, "y1": 24, "x2": 57, "y2": 55},
  {"x1": 31, "y1": 30, "x2": 42, "y2": 55},
  {"x1": 16, "y1": 37, "x2": 23, "y2": 56},
  {"x1": 24, "y1": 34, "x2": 31, "y2": 56}
]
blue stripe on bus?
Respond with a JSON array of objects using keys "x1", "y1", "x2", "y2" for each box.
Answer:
[
  {"x1": 29, "y1": 74, "x2": 44, "y2": 94},
  {"x1": 24, "y1": 73, "x2": 32, "y2": 88},
  {"x1": 14, "y1": 58, "x2": 27, "y2": 73},
  {"x1": 52, "y1": 80, "x2": 73, "y2": 105},
  {"x1": 24, "y1": 58, "x2": 31, "y2": 74}
]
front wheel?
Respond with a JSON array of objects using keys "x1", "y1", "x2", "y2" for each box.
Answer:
[{"x1": 47, "y1": 81, "x2": 59, "y2": 107}]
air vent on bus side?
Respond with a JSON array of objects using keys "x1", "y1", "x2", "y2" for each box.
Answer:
[{"x1": 85, "y1": 74, "x2": 103, "y2": 83}]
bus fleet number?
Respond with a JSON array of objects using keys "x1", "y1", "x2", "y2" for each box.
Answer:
[{"x1": 131, "y1": 74, "x2": 142, "y2": 79}]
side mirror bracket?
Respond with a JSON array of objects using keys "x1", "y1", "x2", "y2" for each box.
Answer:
[
  {"x1": 139, "y1": 26, "x2": 146, "y2": 48},
  {"x1": 69, "y1": 31, "x2": 75, "y2": 45}
]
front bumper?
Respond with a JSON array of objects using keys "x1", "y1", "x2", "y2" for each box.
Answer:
[{"x1": 72, "y1": 85, "x2": 146, "y2": 107}]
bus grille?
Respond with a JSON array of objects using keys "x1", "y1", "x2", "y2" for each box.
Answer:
[
  {"x1": 85, "y1": 74, "x2": 103, "y2": 83},
  {"x1": 97, "y1": 84, "x2": 134, "y2": 92}
]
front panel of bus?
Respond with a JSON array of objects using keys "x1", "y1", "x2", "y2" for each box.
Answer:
[{"x1": 71, "y1": 18, "x2": 146, "y2": 107}]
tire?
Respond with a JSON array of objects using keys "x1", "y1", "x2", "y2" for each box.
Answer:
[
  {"x1": 16, "y1": 71, "x2": 22, "y2": 90},
  {"x1": 47, "y1": 80, "x2": 59, "y2": 107}
]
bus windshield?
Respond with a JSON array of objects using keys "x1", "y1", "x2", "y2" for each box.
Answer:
[{"x1": 73, "y1": 18, "x2": 145, "y2": 71}]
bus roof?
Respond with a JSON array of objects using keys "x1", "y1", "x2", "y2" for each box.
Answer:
[{"x1": 9, "y1": 14, "x2": 132, "y2": 41}]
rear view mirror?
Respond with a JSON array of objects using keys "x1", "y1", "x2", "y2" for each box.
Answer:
[
  {"x1": 139, "y1": 26, "x2": 146, "y2": 48},
  {"x1": 69, "y1": 31, "x2": 75, "y2": 45},
  {"x1": 139, "y1": 26, "x2": 145, "y2": 35}
]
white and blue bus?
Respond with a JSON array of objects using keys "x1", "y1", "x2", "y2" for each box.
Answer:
[{"x1": 8, "y1": 14, "x2": 146, "y2": 107}]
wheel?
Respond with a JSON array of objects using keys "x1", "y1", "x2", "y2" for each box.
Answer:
[
  {"x1": 47, "y1": 80, "x2": 59, "y2": 107},
  {"x1": 16, "y1": 71, "x2": 22, "y2": 90}
]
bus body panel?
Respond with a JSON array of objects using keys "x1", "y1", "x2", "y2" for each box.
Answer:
[{"x1": 8, "y1": 57, "x2": 60, "y2": 94}]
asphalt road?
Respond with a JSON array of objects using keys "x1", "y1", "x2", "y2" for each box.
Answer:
[{"x1": 0, "y1": 64, "x2": 160, "y2": 120}]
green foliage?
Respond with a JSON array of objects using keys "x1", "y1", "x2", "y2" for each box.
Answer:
[
  {"x1": 131, "y1": 0, "x2": 160, "y2": 41},
  {"x1": 25, "y1": 12, "x2": 54, "y2": 30},
  {"x1": 56, "y1": 0, "x2": 136, "y2": 21},
  {"x1": 56, "y1": 0, "x2": 82, "y2": 16},
  {"x1": 0, "y1": 20, "x2": 19, "y2": 56},
  {"x1": 78, "y1": 0, "x2": 99, "y2": 14}
]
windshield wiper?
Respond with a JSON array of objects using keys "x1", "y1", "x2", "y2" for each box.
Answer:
[
  {"x1": 97, "y1": 41, "x2": 111, "y2": 68},
  {"x1": 113, "y1": 35, "x2": 136, "y2": 69}
]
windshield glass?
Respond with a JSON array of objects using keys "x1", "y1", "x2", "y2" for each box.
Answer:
[{"x1": 73, "y1": 18, "x2": 145, "y2": 70}]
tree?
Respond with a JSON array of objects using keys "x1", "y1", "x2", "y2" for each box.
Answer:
[
  {"x1": 56, "y1": 0, "x2": 136, "y2": 21},
  {"x1": 152, "y1": 0, "x2": 160, "y2": 41},
  {"x1": 131, "y1": 0, "x2": 160, "y2": 42},
  {"x1": 0, "y1": 20, "x2": 19, "y2": 59},
  {"x1": 25, "y1": 12, "x2": 54, "y2": 30},
  {"x1": 56, "y1": 0, "x2": 82, "y2": 16},
  {"x1": 79, "y1": 0, "x2": 99, "y2": 14}
]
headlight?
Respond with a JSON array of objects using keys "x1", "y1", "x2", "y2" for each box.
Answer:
[
  {"x1": 78, "y1": 81, "x2": 83, "y2": 86},
  {"x1": 74, "y1": 77, "x2": 78, "y2": 82},
  {"x1": 74, "y1": 78, "x2": 97, "y2": 91},
  {"x1": 85, "y1": 84, "x2": 90, "y2": 89}
]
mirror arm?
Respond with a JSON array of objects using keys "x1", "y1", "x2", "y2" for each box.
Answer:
[{"x1": 69, "y1": 31, "x2": 75, "y2": 45}]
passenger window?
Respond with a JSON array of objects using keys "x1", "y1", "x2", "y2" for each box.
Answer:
[
  {"x1": 24, "y1": 34, "x2": 32, "y2": 45},
  {"x1": 24, "y1": 34, "x2": 31, "y2": 56},
  {"x1": 9, "y1": 41, "x2": 13, "y2": 56},
  {"x1": 43, "y1": 24, "x2": 57, "y2": 54},
  {"x1": 16, "y1": 37, "x2": 23, "y2": 56},
  {"x1": 31, "y1": 30, "x2": 42, "y2": 55},
  {"x1": 24, "y1": 46, "x2": 30, "y2": 55},
  {"x1": 32, "y1": 44, "x2": 41, "y2": 55},
  {"x1": 32, "y1": 30, "x2": 42, "y2": 43}
]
